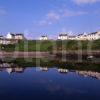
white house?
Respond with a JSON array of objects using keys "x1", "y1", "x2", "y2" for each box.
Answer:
[
  {"x1": 15, "y1": 33, "x2": 25, "y2": 40},
  {"x1": 58, "y1": 34, "x2": 68, "y2": 40},
  {"x1": 0, "y1": 38, "x2": 18, "y2": 45},
  {"x1": 40, "y1": 35, "x2": 48, "y2": 40},
  {"x1": 6, "y1": 32, "x2": 15, "y2": 39},
  {"x1": 86, "y1": 31, "x2": 100, "y2": 40},
  {"x1": 75, "y1": 33, "x2": 86, "y2": 40},
  {"x1": 6, "y1": 32, "x2": 25, "y2": 40},
  {"x1": 0, "y1": 36, "x2": 3, "y2": 39},
  {"x1": 0, "y1": 32, "x2": 25, "y2": 45},
  {"x1": 68, "y1": 36, "x2": 76, "y2": 40},
  {"x1": 75, "y1": 31, "x2": 100, "y2": 40}
]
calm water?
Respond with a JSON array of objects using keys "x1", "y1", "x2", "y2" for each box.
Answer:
[{"x1": 0, "y1": 67, "x2": 100, "y2": 100}]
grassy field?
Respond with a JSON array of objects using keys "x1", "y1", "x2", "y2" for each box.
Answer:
[{"x1": 0, "y1": 39, "x2": 100, "y2": 52}]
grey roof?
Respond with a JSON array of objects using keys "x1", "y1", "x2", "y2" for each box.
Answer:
[
  {"x1": 59, "y1": 34, "x2": 68, "y2": 36},
  {"x1": 15, "y1": 33, "x2": 23, "y2": 36},
  {"x1": 78, "y1": 33, "x2": 84, "y2": 36},
  {"x1": 68, "y1": 36, "x2": 76, "y2": 38},
  {"x1": 88, "y1": 32, "x2": 97, "y2": 35},
  {"x1": 41, "y1": 35, "x2": 47, "y2": 37},
  {"x1": 10, "y1": 34, "x2": 15, "y2": 36}
]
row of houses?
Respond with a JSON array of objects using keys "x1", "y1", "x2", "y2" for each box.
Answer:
[
  {"x1": 0, "y1": 31, "x2": 100, "y2": 45},
  {"x1": 0, "y1": 67, "x2": 25, "y2": 74},
  {"x1": 0, "y1": 32, "x2": 25, "y2": 45},
  {"x1": 40, "y1": 31, "x2": 100, "y2": 41},
  {"x1": 0, "y1": 32, "x2": 25, "y2": 40}
]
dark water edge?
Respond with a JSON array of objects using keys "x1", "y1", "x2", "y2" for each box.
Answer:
[
  {"x1": 0, "y1": 57, "x2": 100, "y2": 72},
  {"x1": 0, "y1": 57, "x2": 100, "y2": 79}
]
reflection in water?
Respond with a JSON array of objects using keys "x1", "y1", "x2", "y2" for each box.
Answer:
[
  {"x1": 0, "y1": 67, "x2": 25, "y2": 74},
  {"x1": 0, "y1": 62, "x2": 100, "y2": 80},
  {"x1": 0, "y1": 65, "x2": 100, "y2": 100},
  {"x1": 6, "y1": 68, "x2": 12, "y2": 74},
  {"x1": 0, "y1": 57, "x2": 100, "y2": 100},
  {"x1": 58, "y1": 68, "x2": 68, "y2": 73},
  {"x1": 0, "y1": 63, "x2": 14, "y2": 68},
  {"x1": 0, "y1": 57, "x2": 100, "y2": 80},
  {"x1": 39, "y1": 67, "x2": 48, "y2": 71},
  {"x1": 76, "y1": 71, "x2": 100, "y2": 80}
]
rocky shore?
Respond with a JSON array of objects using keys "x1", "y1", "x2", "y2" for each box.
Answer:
[
  {"x1": 0, "y1": 51, "x2": 100, "y2": 63},
  {"x1": 0, "y1": 52, "x2": 50, "y2": 58}
]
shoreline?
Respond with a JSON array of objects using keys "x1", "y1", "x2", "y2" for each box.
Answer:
[
  {"x1": 0, "y1": 50, "x2": 100, "y2": 55},
  {"x1": 0, "y1": 51, "x2": 50, "y2": 58},
  {"x1": 0, "y1": 51, "x2": 100, "y2": 59}
]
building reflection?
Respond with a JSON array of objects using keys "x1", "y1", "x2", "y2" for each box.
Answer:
[
  {"x1": 0, "y1": 63, "x2": 15, "y2": 68},
  {"x1": 0, "y1": 63, "x2": 25, "y2": 74},
  {"x1": 5, "y1": 67, "x2": 25, "y2": 74},
  {"x1": 6, "y1": 67, "x2": 25, "y2": 74},
  {"x1": 6, "y1": 68, "x2": 12, "y2": 74},
  {"x1": 39, "y1": 67, "x2": 48, "y2": 71},
  {"x1": 58, "y1": 68, "x2": 68, "y2": 73},
  {"x1": 76, "y1": 71, "x2": 100, "y2": 79},
  {"x1": 0, "y1": 62, "x2": 100, "y2": 79}
]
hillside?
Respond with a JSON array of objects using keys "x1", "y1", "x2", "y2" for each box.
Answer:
[{"x1": 0, "y1": 39, "x2": 100, "y2": 52}]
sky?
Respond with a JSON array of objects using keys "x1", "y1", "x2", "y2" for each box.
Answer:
[{"x1": 0, "y1": 0, "x2": 100, "y2": 39}]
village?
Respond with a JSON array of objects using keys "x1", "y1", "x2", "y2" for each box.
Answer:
[
  {"x1": 0, "y1": 31, "x2": 100, "y2": 45},
  {"x1": 40, "y1": 31, "x2": 100, "y2": 40},
  {"x1": 0, "y1": 32, "x2": 25, "y2": 45}
]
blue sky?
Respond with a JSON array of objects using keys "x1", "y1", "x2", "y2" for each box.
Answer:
[{"x1": 0, "y1": 0, "x2": 100, "y2": 39}]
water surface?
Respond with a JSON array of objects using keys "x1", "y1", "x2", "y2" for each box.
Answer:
[{"x1": 0, "y1": 67, "x2": 100, "y2": 100}]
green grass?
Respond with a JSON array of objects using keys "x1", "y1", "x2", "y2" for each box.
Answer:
[{"x1": 0, "y1": 39, "x2": 100, "y2": 52}]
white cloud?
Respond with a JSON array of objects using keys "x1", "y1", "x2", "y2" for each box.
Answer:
[
  {"x1": 37, "y1": 9, "x2": 87, "y2": 26},
  {"x1": 72, "y1": 0, "x2": 100, "y2": 5},
  {"x1": 24, "y1": 29, "x2": 34, "y2": 40},
  {"x1": 46, "y1": 11, "x2": 60, "y2": 21},
  {"x1": 60, "y1": 9, "x2": 87, "y2": 17},
  {"x1": 38, "y1": 11, "x2": 60, "y2": 26}
]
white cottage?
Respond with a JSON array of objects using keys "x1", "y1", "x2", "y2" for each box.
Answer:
[
  {"x1": 75, "y1": 31, "x2": 100, "y2": 40},
  {"x1": 15, "y1": 33, "x2": 25, "y2": 40},
  {"x1": 0, "y1": 38, "x2": 18, "y2": 45},
  {"x1": 6, "y1": 32, "x2": 15, "y2": 39},
  {"x1": 76, "y1": 33, "x2": 87, "y2": 40},
  {"x1": 86, "y1": 31, "x2": 100, "y2": 40},
  {"x1": 68, "y1": 36, "x2": 76, "y2": 40},
  {"x1": 58, "y1": 34, "x2": 68, "y2": 40},
  {"x1": 40, "y1": 35, "x2": 48, "y2": 40},
  {"x1": 0, "y1": 36, "x2": 3, "y2": 38}
]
